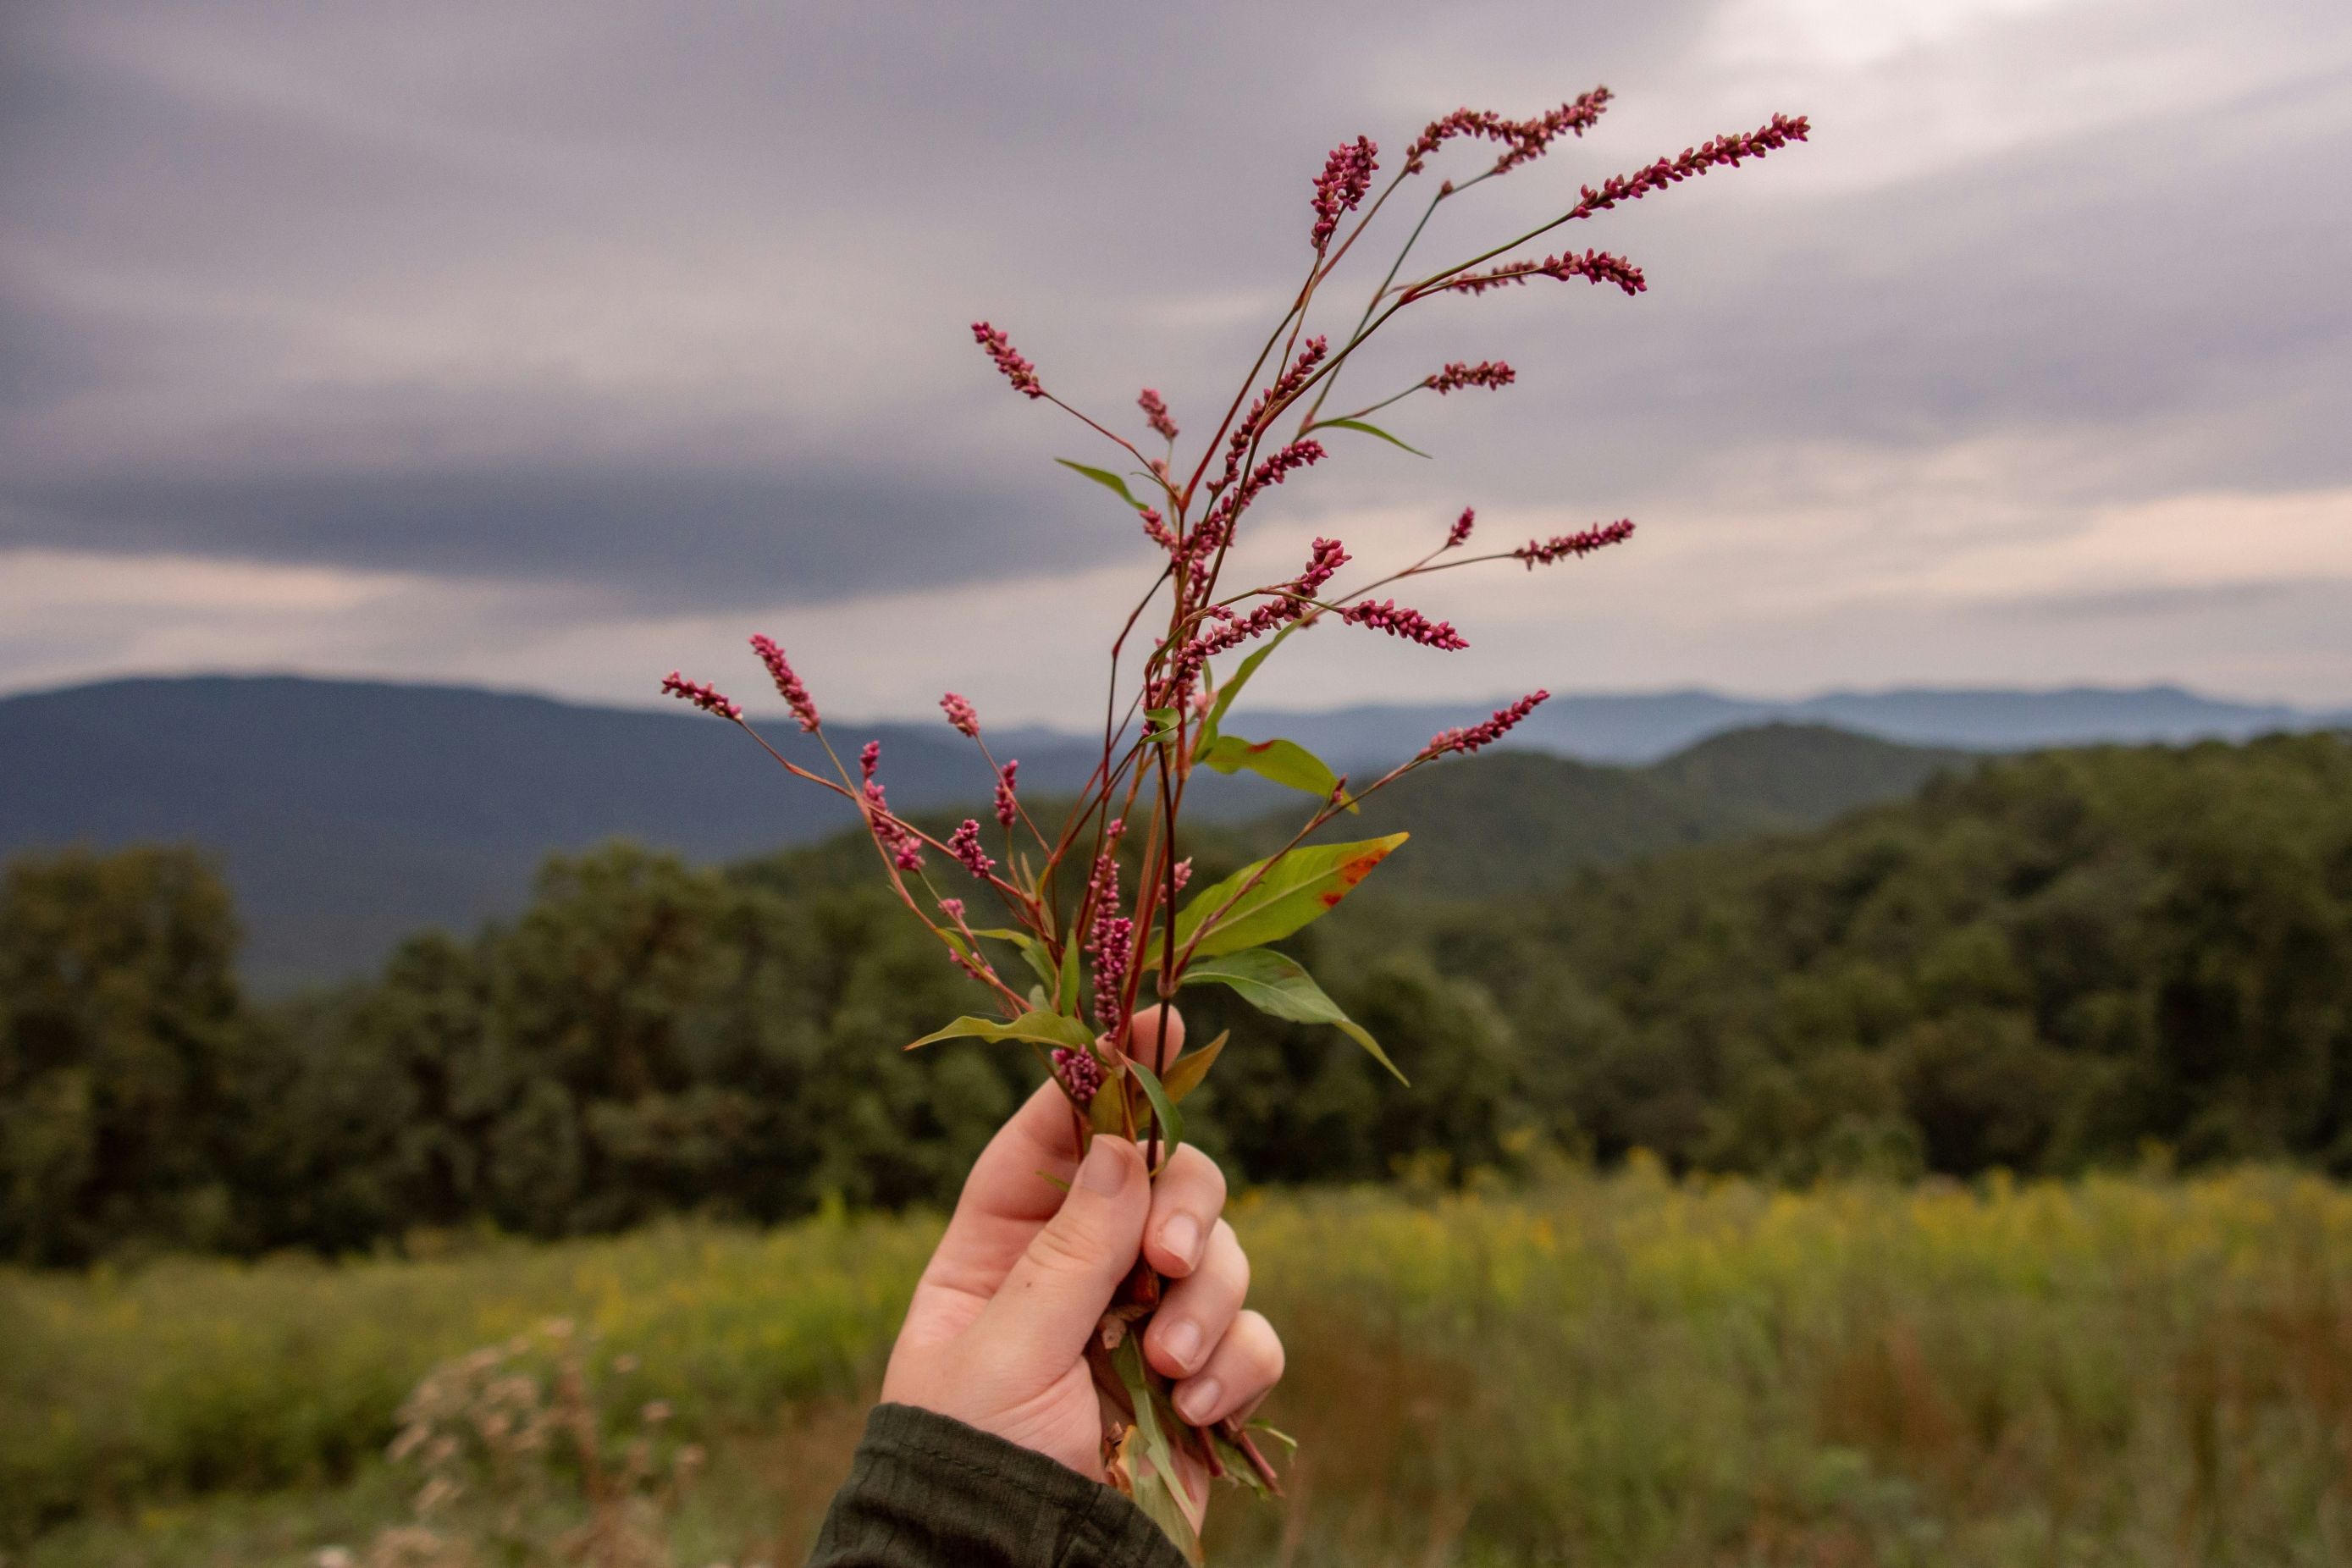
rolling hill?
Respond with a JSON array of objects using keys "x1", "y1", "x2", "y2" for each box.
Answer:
[{"x1": 6, "y1": 673, "x2": 2325, "y2": 986}]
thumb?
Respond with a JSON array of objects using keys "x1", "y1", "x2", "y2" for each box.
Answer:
[{"x1": 972, "y1": 1135, "x2": 1149, "y2": 1380}]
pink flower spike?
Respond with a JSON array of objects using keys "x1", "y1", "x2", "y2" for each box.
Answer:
[
  {"x1": 940, "y1": 692, "x2": 980, "y2": 738},
  {"x1": 660, "y1": 671, "x2": 741, "y2": 721},
  {"x1": 1425, "y1": 689, "x2": 1550, "y2": 757},
  {"x1": 971, "y1": 320, "x2": 1046, "y2": 399},
  {"x1": 1515, "y1": 518, "x2": 1637, "y2": 568},
  {"x1": 748, "y1": 635, "x2": 820, "y2": 731},
  {"x1": 1139, "y1": 388, "x2": 1179, "y2": 443},
  {"x1": 949, "y1": 819, "x2": 996, "y2": 880},
  {"x1": 1404, "y1": 88, "x2": 1611, "y2": 177},
  {"x1": 1341, "y1": 598, "x2": 1469, "y2": 650},
  {"x1": 1172, "y1": 857, "x2": 1193, "y2": 892},
  {"x1": 859, "y1": 740, "x2": 881, "y2": 782},
  {"x1": 994, "y1": 760, "x2": 1020, "y2": 829},
  {"x1": 1427, "y1": 361, "x2": 1516, "y2": 395},
  {"x1": 1310, "y1": 135, "x2": 1378, "y2": 249},
  {"x1": 1426, "y1": 249, "x2": 1647, "y2": 300},
  {"x1": 1446, "y1": 507, "x2": 1476, "y2": 549},
  {"x1": 937, "y1": 897, "x2": 965, "y2": 922},
  {"x1": 1052, "y1": 1046, "x2": 1106, "y2": 1106}
]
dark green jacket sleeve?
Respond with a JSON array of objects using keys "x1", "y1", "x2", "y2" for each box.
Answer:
[{"x1": 805, "y1": 1403, "x2": 1190, "y2": 1568}]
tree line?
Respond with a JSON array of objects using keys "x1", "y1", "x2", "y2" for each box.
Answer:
[{"x1": 3, "y1": 732, "x2": 2347, "y2": 1265}]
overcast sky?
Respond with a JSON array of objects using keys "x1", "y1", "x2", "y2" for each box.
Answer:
[{"x1": 4, "y1": 0, "x2": 2348, "y2": 722}]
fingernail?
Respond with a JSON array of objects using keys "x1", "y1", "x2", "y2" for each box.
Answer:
[
  {"x1": 1079, "y1": 1138, "x2": 1131, "y2": 1195},
  {"x1": 1161, "y1": 1318, "x2": 1204, "y2": 1371},
  {"x1": 1176, "y1": 1376, "x2": 1222, "y2": 1424},
  {"x1": 1162, "y1": 1214, "x2": 1203, "y2": 1269}
]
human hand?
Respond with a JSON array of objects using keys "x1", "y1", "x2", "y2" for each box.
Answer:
[{"x1": 879, "y1": 1008, "x2": 1283, "y2": 1513}]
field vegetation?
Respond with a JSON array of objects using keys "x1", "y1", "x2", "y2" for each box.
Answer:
[{"x1": 8, "y1": 1166, "x2": 2350, "y2": 1565}]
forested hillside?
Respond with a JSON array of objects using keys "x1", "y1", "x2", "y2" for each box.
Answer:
[
  {"x1": 1, "y1": 732, "x2": 2344, "y2": 1265},
  {"x1": 8, "y1": 674, "x2": 2316, "y2": 985}
]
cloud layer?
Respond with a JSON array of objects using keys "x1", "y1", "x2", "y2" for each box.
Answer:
[{"x1": 4, "y1": 0, "x2": 2348, "y2": 714}]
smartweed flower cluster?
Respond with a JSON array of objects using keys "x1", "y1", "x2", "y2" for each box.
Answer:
[{"x1": 666, "y1": 86, "x2": 1805, "y2": 1558}]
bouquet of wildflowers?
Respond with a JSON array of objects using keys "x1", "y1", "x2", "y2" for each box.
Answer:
[{"x1": 665, "y1": 85, "x2": 1804, "y2": 1557}]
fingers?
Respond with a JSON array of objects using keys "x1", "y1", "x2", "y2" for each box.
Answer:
[
  {"x1": 970, "y1": 1135, "x2": 1151, "y2": 1379},
  {"x1": 919, "y1": 1006, "x2": 1186, "y2": 1302},
  {"x1": 1143, "y1": 1144, "x2": 1227, "y2": 1278},
  {"x1": 1144, "y1": 1218, "x2": 1245, "y2": 1379},
  {"x1": 1172, "y1": 1308, "x2": 1284, "y2": 1427}
]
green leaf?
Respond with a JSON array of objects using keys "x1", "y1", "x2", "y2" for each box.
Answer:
[
  {"x1": 1113, "y1": 1336, "x2": 1201, "y2": 1561},
  {"x1": 1128, "y1": 1057, "x2": 1184, "y2": 1167},
  {"x1": 1248, "y1": 1421, "x2": 1299, "y2": 1451},
  {"x1": 1199, "y1": 622, "x2": 1302, "y2": 748},
  {"x1": 1317, "y1": 417, "x2": 1431, "y2": 457},
  {"x1": 1181, "y1": 949, "x2": 1407, "y2": 1084},
  {"x1": 1209, "y1": 1427, "x2": 1275, "y2": 1498},
  {"x1": 1199, "y1": 733, "x2": 1355, "y2": 812},
  {"x1": 1056, "y1": 458, "x2": 1152, "y2": 512},
  {"x1": 906, "y1": 1009, "x2": 1096, "y2": 1052},
  {"x1": 1152, "y1": 833, "x2": 1408, "y2": 962},
  {"x1": 1161, "y1": 1029, "x2": 1227, "y2": 1102},
  {"x1": 1057, "y1": 939, "x2": 1082, "y2": 1016}
]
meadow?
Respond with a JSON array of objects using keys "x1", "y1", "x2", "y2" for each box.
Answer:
[{"x1": 8, "y1": 1162, "x2": 2351, "y2": 1567}]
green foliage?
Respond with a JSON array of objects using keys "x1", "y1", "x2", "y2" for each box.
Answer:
[
  {"x1": 0, "y1": 847, "x2": 246, "y2": 1265},
  {"x1": 2, "y1": 734, "x2": 2347, "y2": 1266},
  {"x1": 1163, "y1": 832, "x2": 1407, "y2": 958},
  {"x1": 1197, "y1": 732, "x2": 1349, "y2": 807},
  {"x1": 1375, "y1": 733, "x2": 2352, "y2": 1179}
]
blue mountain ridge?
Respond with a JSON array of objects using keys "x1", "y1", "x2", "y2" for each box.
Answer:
[{"x1": 3, "y1": 675, "x2": 2341, "y2": 988}]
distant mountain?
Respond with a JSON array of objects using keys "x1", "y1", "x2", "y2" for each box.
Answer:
[
  {"x1": 0, "y1": 677, "x2": 1113, "y2": 990},
  {"x1": 1246, "y1": 684, "x2": 2343, "y2": 765},
  {"x1": 3, "y1": 674, "x2": 2328, "y2": 986},
  {"x1": 1276, "y1": 723, "x2": 1974, "y2": 901}
]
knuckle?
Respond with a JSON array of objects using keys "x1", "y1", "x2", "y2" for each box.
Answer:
[
  {"x1": 1026, "y1": 1212, "x2": 1102, "y2": 1276},
  {"x1": 1212, "y1": 1220, "x2": 1250, "y2": 1293},
  {"x1": 1243, "y1": 1311, "x2": 1285, "y2": 1379}
]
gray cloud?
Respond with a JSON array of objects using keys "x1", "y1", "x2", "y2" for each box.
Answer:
[{"x1": 1, "y1": 0, "x2": 2347, "y2": 629}]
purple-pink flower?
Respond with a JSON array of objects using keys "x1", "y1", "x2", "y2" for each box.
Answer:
[
  {"x1": 949, "y1": 818, "x2": 996, "y2": 880},
  {"x1": 1342, "y1": 598, "x2": 1469, "y2": 650},
  {"x1": 748, "y1": 635, "x2": 820, "y2": 731},
  {"x1": 660, "y1": 672, "x2": 740, "y2": 721},
  {"x1": 1425, "y1": 689, "x2": 1550, "y2": 756},
  {"x1": 993, "y1": 759, "x2": 1020, "y2": 829},
  {"x1": 940, "y1": 692, "x2": 980, "y2": 738},
  {"x1": 972, "y1": 320, "x2": 1046, "y2": 399},
  {"x1": 1085, "y1": 847, "x2": 1130, "y2": 1028},
  {"x1": 1446, "y1": 507, "x2": 1477, "y2": 549},
  {"x1": 1052, "y1": 1046, "x2": 1106, "y2": 1105},
  {"x1": 1310, "y1": 136, "x2": 1378, "y2": 249},
  {"x1": 1427, "y1": 361, "x2": 1516, "y2": 395},
  {"x1": 1139, "y1": 388, "x2": 1179, "y2": 443},
  {"x1": 1403, "y1": 89, "x2": 1612, "y2": 176},
  {"x1": 1426, "y1": 250, "x2": 1647, "y2": 299},
  {"x1": 1515, "y1": 519, "x2": 1637, "y2": 568}
]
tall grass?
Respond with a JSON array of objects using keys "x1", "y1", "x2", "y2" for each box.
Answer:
[{"x1": 9, "y1": 1166, "x2": 2351, "y2": 1565}]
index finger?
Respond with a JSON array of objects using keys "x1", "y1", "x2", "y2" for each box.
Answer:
[{"x1": 916, "y1": 1008, "x2": 1186, "y2": 1303}]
